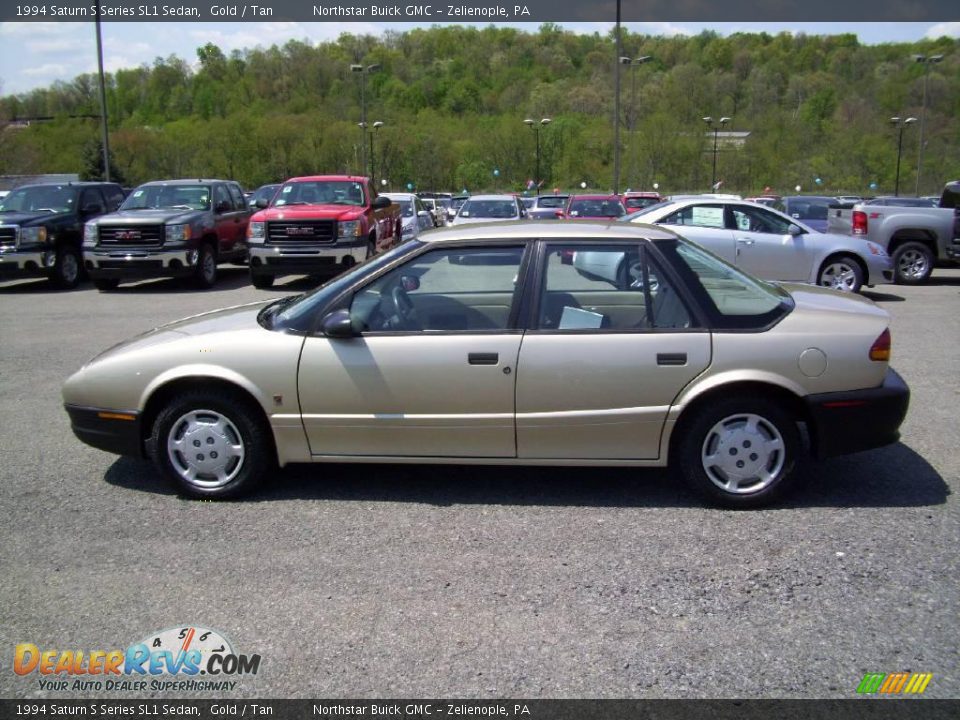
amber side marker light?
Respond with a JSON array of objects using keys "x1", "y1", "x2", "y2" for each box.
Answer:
[
  {"x1": 869, "y1": 328, "x2": 891, "y2": 362},
  {"x1": 97, "y1": 412, "x2": 136, "y2": 421}
]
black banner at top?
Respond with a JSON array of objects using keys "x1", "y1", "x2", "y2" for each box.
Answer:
[{"x1": 1, "y1": 0, "x2": 958, "y2": 23}]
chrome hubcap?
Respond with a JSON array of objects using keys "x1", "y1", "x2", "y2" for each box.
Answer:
[
  {"x1": 202, "y1": 252, "x2": 216, "y2": 281},
  {"x1": 61, "y1": 252, "x2": 78, "y2": 283},
  {"x1": 819, "y1": 262, "x2": 857, "y2": 292},
  {"x1": 701, "y1": 413, "x2": 785, "y2": 494},
  {"x1": 167, "y1": 409, "x2": 244, "y2": 489},
  {"x1": 897, "y1": 250, "x2": 928, "y2": 279}
]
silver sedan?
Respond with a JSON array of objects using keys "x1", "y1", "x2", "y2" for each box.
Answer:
[
  {"x1": 624, "y1": 198, "x2": 894, "y2": 293},
  {"x1": 63, "y1": 221, "x2": 909, "y2": 508}
]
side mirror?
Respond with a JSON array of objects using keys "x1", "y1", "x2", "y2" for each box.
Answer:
[
  {"x1": 320, "y1": 309, "x2": 356, "y2": 339},
  {"x1": 417, "y1": 210, "x2": 431, "y2": 218},
  {"x1": 255, "y1": 198, "x2": 269, "y2": 209},
  {"x1": 788, "y1": 224, "x2": 803, "y2": 236},
  {"x1": 372, "y1": 196, "x2": 391, "y2": 210}
]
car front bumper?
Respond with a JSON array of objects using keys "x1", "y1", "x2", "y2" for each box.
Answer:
[
  {"x1": 85, "y1": 247, "x2": 199, "y2": 278},
  {"x1": 0, "y1": 249, "x2": 56, "y2": 277},
  {"x1": 65, "y1": 404, "x2": 144, "y2": 458},
  {"x1": 865, "y1": 253, "x2": 895, "y2": 286},
  {"x1": 249, "y1": 240, "x2": 367, "y2": 277},
  {"x1": 804, "y1": 368, "x2": 909, "y2": 460}
]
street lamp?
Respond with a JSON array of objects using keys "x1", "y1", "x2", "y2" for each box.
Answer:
[
  {"x1": 890, "y1": 116, "x2": 917, "y2": 197},
  {"x1": 620, "y1": 55, "x2": 652, "y2": 188},
  {"x1": 351, "y1": 63, "x2": 380, "y2": 176},
  {"x1": 913, "y1": 53, "x2": 943, "y2": 196},
  {"x1": 358, "y1": 121, "x2": 384, "y2": 184},
  {"x1": 702, "y1": 116, "x2": 731, "y2": 191},
  {"x1": 612, "y1": 0, "x2": 622, "y2": 194},
  {"x1": 94, "y1": 17, "x2": 111, "y2": 181},
  {"x1": 523, "y1": 117, "x2": 551, "y2": 195}
]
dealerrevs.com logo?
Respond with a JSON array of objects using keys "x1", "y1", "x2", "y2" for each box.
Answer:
[{"x1": 14, "y1": 626, "x2": 261, "y2": 692}]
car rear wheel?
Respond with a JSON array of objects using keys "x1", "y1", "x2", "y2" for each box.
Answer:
[
  {"x1": 817, "y1": 255, "x2": 863, "y2": 293},
  {"x1": 892, "y1": 242, "x2": 933, "y2": 285},
  {"x1": 193, "y1": 243, "x2": 218, "y2": 289},
  {"x1": 93, "y1": 278, "x2": 120, "y2": 292},
  {"x1": 151, "y1": 391, "x2": 272, "y2": 499},
  {"x1": 51, "y1": 246, "x2": 82, "y2": 289},
  {"x1": 677, "y1": 397, "x2": 801, "y2": 509},
  {"x1": 251, "y1": 272, "x2": 274, "y2": 289}
]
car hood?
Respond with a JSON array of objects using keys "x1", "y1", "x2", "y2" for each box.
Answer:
[
  {"x1": 256, "y1": 205, "x2": 364, "y2": 221},
  {"x1": 0, "y1": 210, "x2": 68, "y2": 225},
  {"x1": 95, "y1": 209, "x2": 201, "y2": 224}
]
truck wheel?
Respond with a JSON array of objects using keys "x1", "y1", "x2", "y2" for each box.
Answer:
[
  {"x1": 365, "y1": 235, "x2": 377, "y2": 259},
  {"x1": 251, "y1": 273, "x2": 274, "y2": 289},
  {"x1": 151, "y1": 390, "x2": 273, "y2": 499},
  {"x1": 892, "y1": 242, "x2": 933, "y2": 285},
  {"x1": 817, "y1": 255, "x2": 863, "y2": 293},
  {"x1": 50, "y1": 246, "x2": 81, "y2": 289},
  {"x1": 676, "y1": 396, "x2": 801, "y2": 509},
  {"x1": 193, "y1": 243, "x2": 218, "y2": 289},
  {"x1": 93, "y1": 278, "x2": 120, "y2": 292}
]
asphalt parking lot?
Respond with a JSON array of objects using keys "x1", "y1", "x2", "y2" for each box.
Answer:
[{"x1": 0, "y1": 267, "x2": 957, "y2": 699}]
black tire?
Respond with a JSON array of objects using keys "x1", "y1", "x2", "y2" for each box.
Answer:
[
  {"x1": 675, "y1": 396, "x2": 802, "y2": 509},
  {"x1": 93, "y1": 277, "x2": 120, "y2": 292},
  {"x1": 150, "y1": 390, "x2": 273, "y2": 500},
  {"x1": 50, "y1": 246, "x2": 82, "y2": 289},
  {"x1": 892, "y1": 241, "x2": 934, "y2": 285},
  {"x1": 251, "y1": 272, "x2": 274, "y2": 289},
  {"x1": 365, "y1": 235, "x2": 377, "y2": 259},
  {"x1": 193, "y1": 243, "x2": 218, "y2": 289},
  {"x1": 816, "y1": 254, "x2": 864, "y2": 293}
]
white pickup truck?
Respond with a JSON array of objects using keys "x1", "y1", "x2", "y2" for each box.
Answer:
[{"x1": 827, "y1": 181, "x2": 960, "y2": 284}]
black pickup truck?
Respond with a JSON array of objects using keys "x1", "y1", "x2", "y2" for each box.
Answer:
[
  {"x1": 0, "y1": 182, "x2": 124, "y2": 288},
  {"x1": 83, "y1": 179, "x2": 251, "y2": 290}
]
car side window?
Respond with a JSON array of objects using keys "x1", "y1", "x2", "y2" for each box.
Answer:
[
  {"x1": 662, "y1": 204, "x2": 726, "y2": 229},
  {"x1": 349, "y1": 246, "x2": 525, "y2": 333},
  {"x1": 227, "y1": 184, "x2": 246, "y2": 210},
  {"x1": 79, "y1": 188, "x2": 104, "y2": 212},
  {"x1": 538, "y1": 244, "x2": 692, "y2": 331},
  {"x1": 730, "y1": 205, "x2": 794, "y2": 234},
  {"x1": 104, "y1": 186, "x2": 124, "y2": 210},
  {"x1": 213, "y1": 184, "x2": 233, "y2": 212}
]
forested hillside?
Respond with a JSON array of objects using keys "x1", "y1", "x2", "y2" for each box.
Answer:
[{"x1": 1, "y1": 25, "x2": 957, "y2": 195}]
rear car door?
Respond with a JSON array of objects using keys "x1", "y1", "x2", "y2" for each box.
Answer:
[
  {"x1": 658, "y1": 203, "x2": 736, "y2": 263},
  {"x1": 515, "y1": 241, "x2": 711, "y2": 460}
]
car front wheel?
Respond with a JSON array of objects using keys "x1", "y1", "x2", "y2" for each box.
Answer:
[
  {"x1": 676, "y1": 397, "x2": 801, "y2": 509},
  {"x1": 151, "y1": 391, "x2": 272, "y2": 499},
  {"x1": 193, "y1": 243, "x2": 218, "y2": 289},
  {"x1": 817, "y1": 255, "x2": 863, "y2": 293},
  {"x1": 51, "y1": 246, "x2": 82, "y2": 289}
]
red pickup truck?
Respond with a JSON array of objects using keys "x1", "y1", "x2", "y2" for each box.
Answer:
[{"x1": 246, "y1": 175, "x2": 402, "y2": 288}]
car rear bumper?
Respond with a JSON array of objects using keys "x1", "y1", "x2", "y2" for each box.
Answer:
[
  {"x1": 65, "y1": 404, "x2": 144, "y2": 458},
  {"x1": 804, "y1": 368, "x2": 909, "y2": 460},
  {"x1": 249, "y1": 241, "x2": 366, "y2": 276},
  {"x1": 85, "y1": 248, "x2": 198, "y2": 278}
]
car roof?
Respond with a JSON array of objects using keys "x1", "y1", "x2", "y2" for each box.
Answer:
[
  {"x1": 418, "y1": 219, "x2": 678, "y2": 245},
  {"x1": 569, "y1": 194, "x2": 622, "y2": 200},
  {"x1": 138, "y1": 179, "x2": 234, "y2": 186},
  {"x1": 284, "y1": 176, "x2": 368, "y2": 183},
  {"x1": 12, "y1": 181, "x2": 120, "y2": 190},
  {"x1": 464, "y1": 194, "x2": 518, "y2": 201}
]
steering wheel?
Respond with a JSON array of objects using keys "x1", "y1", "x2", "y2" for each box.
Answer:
[{"x1": 388, "y1": 286, "x2": 421, "y2": 330}]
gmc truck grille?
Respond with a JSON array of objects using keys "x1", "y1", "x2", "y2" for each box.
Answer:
[
  {"x1": 266, "y1": 220, "x2": 336, "y2": 244},
  {"x1": 0, "y1": 226, "x2": 17, "y2": 249},
  {"x1": 98, "y1": 224, "x2": 164, "y2": 246}
]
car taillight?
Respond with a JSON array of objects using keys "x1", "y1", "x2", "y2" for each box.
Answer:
[
  {"x1": 852, "y1": 210, "x2": 868, "y2": 235},
  {"x1": 869, "y1": 328, "x2": 891, "y2": 362}
]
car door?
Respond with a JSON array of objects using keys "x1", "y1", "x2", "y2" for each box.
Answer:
[
  {"x1": 657, "y1": 203, "x2": 737, "y2": 263},
  {"x1": 726, "y1": 204, "x2": 811, "y2": 282},
  {"x1": 515, "y1": 241, "x2": 711, "y2": 460},
  {"x1": 297, "y1": 244, "x2": 527, "y2": 458}
]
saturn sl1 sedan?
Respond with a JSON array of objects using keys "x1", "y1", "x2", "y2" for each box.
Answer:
[{"x1": 63, "y1": 221, "x2": 909, "y2": 508}]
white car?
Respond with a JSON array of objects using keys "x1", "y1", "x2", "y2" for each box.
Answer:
[
  {"x1": 380, "y1": 193, "x2": 434, "y2": 241},
  {"x1": 624, "y1": 198, "x2": 893, "y2": 293},
  {"x1": 450, "y1": 194, "x2": 525, "y2": 225}
]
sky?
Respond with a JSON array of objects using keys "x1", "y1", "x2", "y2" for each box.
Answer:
[{"x1": 1, "y1": 21, "x2": 958, "y2": 97}]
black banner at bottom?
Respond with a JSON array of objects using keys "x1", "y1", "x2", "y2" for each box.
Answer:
[{"x1": 2, "y1": 699, "x2": 959, "y2": 719}]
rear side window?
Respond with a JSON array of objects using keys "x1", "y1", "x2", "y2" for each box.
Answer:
[
  {"x1": 227, "y1": 184, "x2": 246, "y2": 210},
  {"x1": 103, "y1": 185, "x2": 124, "y2": 210}
]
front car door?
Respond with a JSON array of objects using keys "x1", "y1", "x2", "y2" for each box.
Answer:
[
  {"x1": 726, "y1": 204, "x2": 810, "y2": 282},
  {"x1": 297, "y1": 243, "x2": 528, "y2": 458},
  {"x1": 515, "y1": 241, "x2": 711, "y2": 460}
]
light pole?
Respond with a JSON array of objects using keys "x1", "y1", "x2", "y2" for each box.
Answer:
[
  {"x1": 94, "y1": 18, "x2": 111, "y2": 181},
  {"x1": 913, "y1": 53, "x2": 943, "y2": 196},
  {"x1": 702, "y1": 116, "x2": 731, "y2": 191},
  {"x1": 620, "y1": 55, "x2": 652, "y2": 188},
  {"x1": 890, "y1": 116, "x2": 916, "y2": 197},
  {"x1": 358, "y1": 121, "x2": 384, "y2": 184},
  {"x1": 612, "y1": 0, "x2": 622, "y2": 194},
  {"x1": 523, "y1": 117, "x2": 551, "y2": 195},
  {"x1": 351, "y1": 63, "x2": 380, "y2": 176}
]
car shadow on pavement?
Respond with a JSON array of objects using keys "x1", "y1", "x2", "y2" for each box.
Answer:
[
  {"x1": 861, "y1": 290, "x2": 905, "y2": 302},
  {"x1": 0, "y1": 278, "x2": 64, "y2": 293},
  {"x1": 98, "y1": 267, "x2": 253, "y2": 294},
  {"x1": 104, "y1": 441, "x2": 948, "y2": 510}
]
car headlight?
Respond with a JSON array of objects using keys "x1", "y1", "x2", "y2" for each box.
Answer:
[
  {"x1": 338, "y1": 221, "x2": 360, "y2": 239},
  {"x1": 83, "y1": 223, "x2": 98, "y2": 247},
  {"x1": 247, "y1": 222, "x2": 265, "y2": 243},
  {"x1": 20, "y1": 226, "x2": 48, "y2": 245},
  {"x1": 165, "y1": 224, "x2": 192, "y2": 243}
]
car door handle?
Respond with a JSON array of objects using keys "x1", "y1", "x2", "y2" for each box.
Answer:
[
  {"x1": 468, "y1": 353, "x2": 499, "y2": 365},
  {"x1": 736, "y1": 239, "x2": 755, "y2": 245},
  {"x1": 657, "y1": 353, "x2": 687, "y2": 366}
]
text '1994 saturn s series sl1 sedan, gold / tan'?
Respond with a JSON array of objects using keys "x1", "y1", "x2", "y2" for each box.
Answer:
[{"x1": 63, "y1": 221, "x2": 910, "y2": 508}]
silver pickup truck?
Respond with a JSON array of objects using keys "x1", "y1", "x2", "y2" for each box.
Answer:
[{"x1": 827, "y1": 181, "x2": 960, "y2": 284}]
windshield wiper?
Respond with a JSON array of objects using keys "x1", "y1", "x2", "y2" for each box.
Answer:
[{"x1": 259, "y1": 294, "x2": 303, "y2": 328}]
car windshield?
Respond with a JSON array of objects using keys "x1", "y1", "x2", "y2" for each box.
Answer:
[
  {"x1": 274, "y1": 181, "x2": 366, "y2": 207},
  {"x1": 537, "y1": 196, "x2": 568, "y2": 208},
  {"x1": 394, "y1": 200, "x2": 415, "y2": 218},
  {"x1": 0, "y1": 185, "x2": 76, "y2": 213},
  {"x1": 121, "y1": 184, "x2": 210, "y2": 211},
  {"x1": 785, "y1": 198, "x2": 832, "y2": 221},
  {"x1": 624, "y1": 196, "x2": 660, "y2": 211},
  {"x1": 267, "y1": 240, "x2": 424, "y2": 332},
  {"x1": 568, "y1": 199, "x2": 625, "y2": 218},
  {"x1": 459, "y1": 200, "x2": 518, "y2": 219}
]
